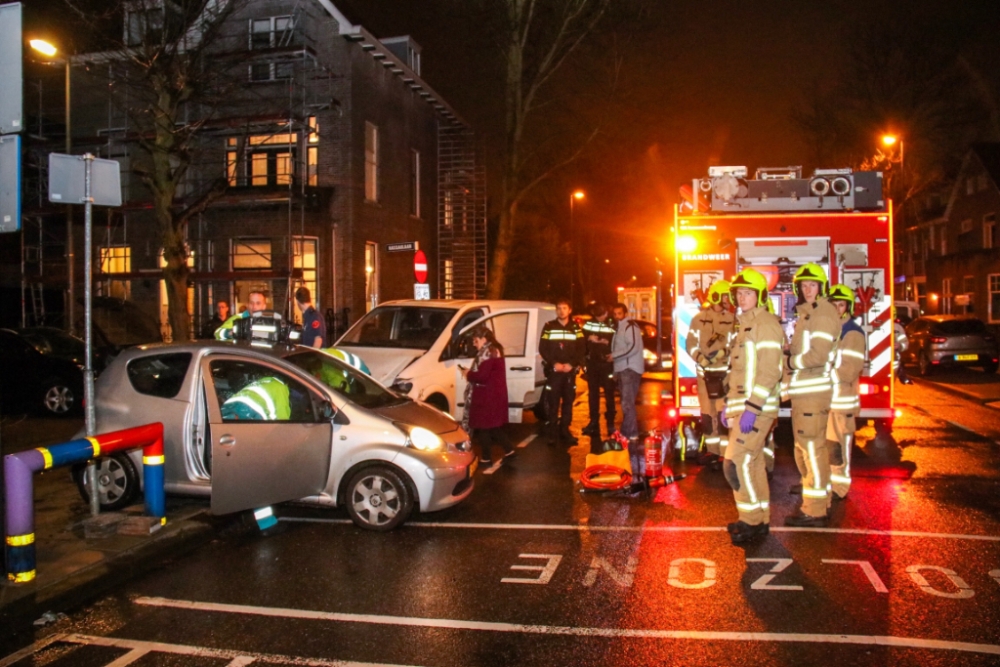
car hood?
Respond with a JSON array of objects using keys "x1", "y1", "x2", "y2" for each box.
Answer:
[
  {"x1": 338, "y1": 346, "x2": 424, "y2": 385},
  {"x1": 369, "y1": 399, "x2": 461, "y2": 435}
]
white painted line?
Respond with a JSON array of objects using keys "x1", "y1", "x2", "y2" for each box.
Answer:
[
  {"x1": 946, "y1": 420, "x2": 978, "y2": 434},
  {"x1": 516, "y1": 434, "x2": 537, "y2": 448},
  {"x1": 134, "y1": 597, "x2": 1000, "y2": 657},
  {"x1": 482, "y1": 461, "x2": 502, "y2": 475},
  {"x1": 7, "y1": 632, "x2": 421, "y2": 667},
  {"x1": 277, "y1": 518, "x2": 1000, "y2": 542}
]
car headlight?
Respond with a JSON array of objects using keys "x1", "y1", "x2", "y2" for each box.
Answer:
[
  {"x1": 643, "y1": 349, "x2": 656, "y2": 362},
  {"x1": 397, "y1": 424, "x2": 444, "y2": 451}
]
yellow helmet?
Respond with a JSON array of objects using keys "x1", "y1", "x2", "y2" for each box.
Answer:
[
  {"x1": 707, "y1": 280, "x2": 731, "y2": 306},
  {"x1": 828, "y1": 283, "x2": 855, "y2": 303},
  {"x1": 793, "y1": 263, "x2": 829, "y2": 297},
  {"x1": 729, "y1": 269, "x2": 769, "y2": 308}
]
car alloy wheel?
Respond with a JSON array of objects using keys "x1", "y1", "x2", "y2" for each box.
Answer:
[
  {"x1": 74, "y1": 454, "x2": 140, "y2": 511},
  {"x1": 43, "y1": 383, "x2": 75, "y2": 414},
  {"x1": 346, "y1": 466, "x2": 413, "y2": 531}
]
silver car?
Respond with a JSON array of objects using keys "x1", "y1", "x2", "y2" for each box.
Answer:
[{"x1": 75, "y1": 341, "x2": 476, "y2": 530}]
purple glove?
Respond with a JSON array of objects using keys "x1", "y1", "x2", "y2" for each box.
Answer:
[
  {"x1": 719, "y1": 412, "x2": 729, "y2": 429},
  {"x1": 739, "y1": 410, "x2": 757, "y2": 434}
]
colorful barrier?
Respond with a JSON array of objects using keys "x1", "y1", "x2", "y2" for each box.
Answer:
[{"x1": 4, "y1": 423, "x2": 165, "y2": 583}]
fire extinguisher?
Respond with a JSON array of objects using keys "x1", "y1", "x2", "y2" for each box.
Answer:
[{"x1": 643, "y1": 431, "x2": 685, "y2": 489}]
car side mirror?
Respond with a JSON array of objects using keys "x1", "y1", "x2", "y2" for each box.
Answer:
[{"x1": 320, "y1": 400, "x2": 350, "y2": 425}]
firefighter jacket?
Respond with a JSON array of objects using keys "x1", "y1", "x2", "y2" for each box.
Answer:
[
  {"x1": 582, "y1": 317, "x2": 616, "y2": 364},
  {"x1": 725, "y1": 306, "x2": 784, "y2": 418},
  {"x1": 787, "y1": 299, "x2": 841, "y2": 398},
  {"x1": 540, "y1": 318, "x2": 585, "y2": 370},
  {"x1": 685, "y1": 306, "x2": 735, "y2": 375},
  {"x1": 830, "y1": 319, "x2": 866, "y2": 412}
]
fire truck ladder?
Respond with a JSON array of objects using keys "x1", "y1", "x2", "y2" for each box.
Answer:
[{"x1": 437, "y1": 125, "x2": 486, "y2": 299}]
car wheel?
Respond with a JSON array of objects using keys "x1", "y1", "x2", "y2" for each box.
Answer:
[
  {"x1": 41, "y1": 378, "x2": 76, "y2": 416},
  {"x1": 345, "y1": 466, "x2": 413, "y2": 531},
  {"x1": 918, "y1": 352, "x2": 933, "y2": 377},
  {"x1": 425, "y1": 394, "x2": 449, "y2": 414},
  {"x1": 984, "y1": 361, "x2": 999, "y2": 374},
  {"x1": 74, "y1": 454, "x2": 141, "y2": 511}
]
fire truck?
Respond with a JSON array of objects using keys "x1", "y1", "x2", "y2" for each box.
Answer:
[{"x1": 671, "y1": 165, "x2": 898, "y2": 436}]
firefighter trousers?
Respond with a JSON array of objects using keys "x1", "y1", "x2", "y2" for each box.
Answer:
[
  {"x1": 792, "y1": 395, "x2": 832, "y2": 518},
  {"x1": 696, "y1": 377, "x2": 725, "y2": 456},
  {"x1": 724, "y1": 412, "x2": 774, "y2": 526},
  {"x1": 826, "y1": 411, "x2": 856, "y2": 498}
]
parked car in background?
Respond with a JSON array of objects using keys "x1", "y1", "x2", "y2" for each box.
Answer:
[
  {"x1": 0, "y1": 329, "x2": 84, "y2": 416},
  {"x1": 894, "y1": 300, "x2": 921, "y2": 326},
  {"x1": 18, "y1": 326, "x2": 113, "y2": 371},
  {"x1": 634, "y1": 319, "x2": 673, "y2": 372},
  {"x1": 76, "y1": 337, "x2": 475, "y2": 530},
  {"x1": 904, "y1": 315, "x2": 999, "y2": 376}
]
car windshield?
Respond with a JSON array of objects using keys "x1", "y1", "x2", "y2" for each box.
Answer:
[
  {"x1": 339, "y1": 306, "x2": 457, "y2": 350},
  {"x1": 284, "y1": 349, "x2": 408, "y2": 409},
  {"x1": 932, "y1": 319, "x2": 989, "y2": 336}
]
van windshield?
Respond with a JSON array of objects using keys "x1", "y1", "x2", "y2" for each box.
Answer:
[{"x1": 339, "y1": 306, "x2": 458, "y2": 350}]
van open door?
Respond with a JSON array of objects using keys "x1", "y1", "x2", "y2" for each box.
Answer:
[{"x1": 451, "y1": 309, "x2": 543, "y2": 423}]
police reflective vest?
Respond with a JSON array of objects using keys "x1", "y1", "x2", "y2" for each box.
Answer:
[
  {"x1": 686, "y1": 306, "x2": 735, "y2": 375},
  {"x1": 831, "y1": 319, "x2": 866, "y2": 412},
  {"x1": 582, "y1": 318, "x2": 616, "y2": 363},
  {"x1": 725, "y1": 305, "x2": 784, "y2": 418},
  {"x1": 787, "y1": 300, "x2": 841, "y2": 397},
  {"x1": 221, "y1": 376, "x2": 290, "y2": 421}
]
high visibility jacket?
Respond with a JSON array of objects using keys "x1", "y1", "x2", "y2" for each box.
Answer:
[
  {"x1": 787, "y1": 299, "x2": 841, "y2": 398},
  {"x1": 221, "y1": 376, "x2": 290, "y2": 421},
  {"x1": 686, "y1": 306, "x2": 735, "y2": 374},
  {"x1": 540, "y1": 319, "x2": 585, "y2": 369},
  {"x1": 214, "y1": 312, "x2": 247, "y2": 340},
  {"x1": 831, "y1": 319, "x2": 866, "y2": 412},
  {"x1": 322, "y1": 347, "x2": 371, "y2": 375},
  {"x1": 582, "y1": 318, "x2": 616, "y2": 363},
  {"x1": 725, "y1": 306, "x2": 784, "y2": 418}
]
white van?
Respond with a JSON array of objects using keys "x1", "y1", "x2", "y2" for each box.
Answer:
[
  {"x1": 335, "y1": 300, "x2": 557, "y2": 422},
  {"x1": 894, "y1": 300, "x2": 921, "y2": 325}
]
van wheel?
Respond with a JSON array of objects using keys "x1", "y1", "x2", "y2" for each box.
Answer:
[
  {"x1": 425, "y1": 394, "x2": 449, "y2": 414},
  {"x1": 345, "y1": 466, "x2": 413, "y2": 531},
  {"x1": 73, "y1": 454, "x2": 140, "y2": 511}
]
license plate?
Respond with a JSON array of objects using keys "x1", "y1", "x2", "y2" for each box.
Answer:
[
  {"x1": 955, "y1": 354, "x2": 978, "y2": 361},
  {"x1": 468, "y1": 458, "x2": 479, "y2": 477}
]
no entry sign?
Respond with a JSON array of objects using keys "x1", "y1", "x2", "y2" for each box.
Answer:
[{"x1": 414, "y1": 249, "x2": 428, "y2": 284}]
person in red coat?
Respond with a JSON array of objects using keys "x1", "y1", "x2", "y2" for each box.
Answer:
[{"x1": 461, "y1": 327, "x2": 513, "y2": 465}]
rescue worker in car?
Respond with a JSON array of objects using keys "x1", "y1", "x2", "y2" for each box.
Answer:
[
  {"x1": 215, "y1": 290, "x2": 268, "y2": 340},
  {"x1": 719, "y1": 269, "x2": 784, "y2": 545},
  {"x1": 581, "y1": 303, "x2": 617, "y2": 439},
  {"x1": 827, "y1": 284, "x2": 866, "y2": 500},
  {"x1": 539, "y1": 298, "x2": 585, "y2": 444},
  {"x1": 784, "y1": 263, "x2": 842, "y2": 527},
  {"x1": 686, "y1": 279, "x2": 735, "y2": 467},
  {"x1": 221, "y1": 374, "x2": 290, "y2": 421}
]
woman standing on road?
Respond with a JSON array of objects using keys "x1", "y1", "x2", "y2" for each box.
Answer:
[{"x1": 462, "y1": 327, "x2": 513, "y2": 465}]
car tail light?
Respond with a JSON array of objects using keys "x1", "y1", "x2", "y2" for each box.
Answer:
[{"x1": 931, "y1": 336, "x2": 946, "y2": 344}]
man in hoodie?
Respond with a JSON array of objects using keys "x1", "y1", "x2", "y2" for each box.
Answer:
[{"x1": 611, "y1": 302, "x2": 646, "y2": 477}]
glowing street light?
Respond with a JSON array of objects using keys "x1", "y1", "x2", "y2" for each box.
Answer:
[
  {"x1": 29, "y1": 38, "x2": 57, "y2": 57},
  {"x1": 881, "y1": 133, "x2": 904, "y2": 172}
]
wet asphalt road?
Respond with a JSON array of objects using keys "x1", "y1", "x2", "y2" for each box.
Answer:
[{"x1": 3, "y1": 373, "x2": 1000, "y2": 666}]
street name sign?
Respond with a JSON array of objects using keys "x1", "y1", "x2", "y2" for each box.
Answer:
[{"x1": 387, "y1": 241, "x2": 419, "y2": 252}]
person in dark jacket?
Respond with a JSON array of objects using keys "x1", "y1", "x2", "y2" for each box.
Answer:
[
  {"x1": 539, "y1": 298, "x2": 585, "y2": 443},
  {"x1": 461, "y1": 326, "x2": 512, "y2": 465},
  {"x1": 582, "y1": 302, "x2": 616, "y2": 438}
]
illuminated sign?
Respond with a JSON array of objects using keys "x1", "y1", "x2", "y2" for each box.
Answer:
[{"x1": 680, "y1": 253, "x2": 732, "y2": 261}]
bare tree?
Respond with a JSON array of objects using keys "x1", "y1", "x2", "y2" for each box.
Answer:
[{"x1": 66, "y1": 0, "x2": 248, "y2": 340}]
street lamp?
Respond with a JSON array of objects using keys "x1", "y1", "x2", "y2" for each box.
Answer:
[
  {"x1": 570, "y1": 190, "x2": 585, "y2": 307},
  {"x1": 29, "y1": 38, "x2": 74, "y2": 335},
  {"x1": 882, "y1": 134, "x2": 904, "y2": 173}
]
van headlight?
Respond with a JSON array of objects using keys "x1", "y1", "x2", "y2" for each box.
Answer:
[
  {"x1": 392, "y1": 379, "x2": 414, "y2": 394},
  {"x1": 643, "y1": 349, "x2": 657, "y2": 362},
  {"x1": 397, "y1": 424, "x2": 444, "y2": 451}
]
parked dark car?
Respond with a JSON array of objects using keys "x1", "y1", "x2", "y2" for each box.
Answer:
[
  {"x1": 634, "y1": 319, "x2": 674, "y2": 372},
  {"x1": 904, "y1": 315, "x2": 999, "y2": 376},
  {"x1": 0, "y1": 329, "x2": 85, "y2": 416},
  {"x1": 18, "y1": 326, "x2": 112, "y2": 371}
]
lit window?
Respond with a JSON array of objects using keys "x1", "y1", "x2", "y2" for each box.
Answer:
[
  {"x1": 989, "y1": 274, "x2": 1000, "y2": 323},
  {"x1": 410, "y1": 149, "x2": 420, "y2": 217},
  {"x1": 365, "y1": 122, "x2": 378, "y2": 202},
  {"x1": 99, "y1": 245, "x2": 131, "y2": 300}
]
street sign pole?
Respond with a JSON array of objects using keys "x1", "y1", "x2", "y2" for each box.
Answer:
[{"x1": 83, "y1": 154, "x2": 98, "y2": 515}]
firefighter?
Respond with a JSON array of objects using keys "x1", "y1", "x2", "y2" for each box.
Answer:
[
  {"x1": 686, "y1": 280, "x2": 735, "y2": 466},
  {"x1": 719, "y1": 269, "x2": 784, "y2": 545},
  {"x1": 827, "y1": 284, "x2": 866, "y2": 499},
  {"x1": 539, "y1": 298, "x2": 585, "y2": 443},
  {"x1": 784, "y1": 263, "x2": 842, "y2": 527},
  {"x1": 582, "y1": 303, "x2": 617, "y2": 438}
]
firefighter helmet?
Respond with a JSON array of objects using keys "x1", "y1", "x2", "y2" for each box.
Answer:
[
  {"x1": 707, "y1": 280, "x2": 731, "y2": 306},
  {"x1": 828, "y1": 283, "x2": 855, "y2": 304},
  {"x1": 729, "y1": 269, "x2": 769, "y2": 308},
  {"x1": 793, "y1": 263, "x2": 829, "y2": 296}
]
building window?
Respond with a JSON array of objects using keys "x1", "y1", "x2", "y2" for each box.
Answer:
[
  {"x1": 942, "y1": 278, "x2": 952, "y2": 315},
  {"x1": 990, "y1": 275, "x2": 1000, "y2": 323},
  {"x1": 98, "y1": 245, "x2": 131, "y2": 300},
  {"x1": 410, "y1": 149, "x2": 421, "y2": 217},
  {"x1": 443, "y1": 258, "x2": 454, "y2": 300},
  {"x1": 365, "y1": 242, "x2": 378, "y2": 311},
  {"x1": 365, "y1": 122, "x2": 378, "y2": 202},
  {"x1": 985, "y1": 213, "x2": 996, "y2": 249},
  {"x1": 960, "y1": 218, "x2": 973, "y2": 234},
  {"x1": 248, "y1": 17, "x2": 296, "y2": 82},
  {"x1": 232, "y1": 239, "x2": 272, "y2": 271},
  {"x1": 227, "y1": 133, "x2": 296, "y2": 187},
  {"x1": 250, "y1": 61, "x2": 294, "y2": 82},
  {"x1": 292, "y1": 236, "x2": 319, "y2": 323},
  {"x1": 940, "y1": 226, "x2": 947, "y2": 256}
]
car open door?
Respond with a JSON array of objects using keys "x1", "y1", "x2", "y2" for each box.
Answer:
[
  {"x1": 201, "y1": 355, "x2": 332, "y2": 515},
  {"x1": 451, "y1": 309, "x2": 541, "y2": 423}
]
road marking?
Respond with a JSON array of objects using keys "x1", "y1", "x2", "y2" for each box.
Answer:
[
  {"x1": 0, "y1": 632, "x2": 420, "y2": 667},
  {"x1": 278, "y1": 518, "x2": 1000, "y2": 542},
  {"x1": 133, "y1": 597, "x2": 1000, "y2": 657},
  {"x1": 516, "y1": 434, "x2": 537, "y2": 448},
  {"x1": 482, "y1": 461, "x2": 502, "y2": 475}
]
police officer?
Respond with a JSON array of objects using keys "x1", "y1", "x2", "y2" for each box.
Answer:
[
  {"x1": 540, "y1": 298, "x2": 585, "y2": 443},
  {"x1": 720, "y1": 269, "x2": 784, "y2": 545},
  {"x1": 581, "y1": 303, "x2": 617, "y2": 438},
  {"x1": 215, "y1": 290, "x2": 268, "y2": 340},
  {"x1": 827, "y1": 284, "x2": 866, "y2": 499},
  {"x1": 295, "y1": 286, "x2": 327, "y2": 348},
  {"x1": 686, "y1": 280, "x2": 735, "y2": 466},
  {"x1": 785, "y1": 263, "x2": 841, "y2": 527}
]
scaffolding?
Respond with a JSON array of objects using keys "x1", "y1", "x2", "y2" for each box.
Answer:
[{"x1": 437, "y1": 125, "x2": 487, "y2": 299}]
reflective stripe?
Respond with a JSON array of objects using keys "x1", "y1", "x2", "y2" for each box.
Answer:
[
  {"x1": 247, "y1": 386, "x2": 278, "y2": 419},
  {"x1": 803, "y1": 487, "x2": 828, "y2": 498},
  {"x1": 756, "y1": 341, "x2": 782, "y2": 350},
  {"x1": 742, "y1": 453, "x2": 758, "y2": 504},
  {"x1": 830, "y1": 473, "x2": 852, "y2": 484},
  {"x1": 745, "y1": 341, "x2": 756, "y2": 401},
  {"x1": 812, "y1": 331, "x2": 835, "y2": 342},
  {"x1": 143, "y1": 455, "x2": 165, "y2": 466},
  {"x1": 8, "y1": 570, "x2": 36, "y2": 583},
  {"x1": 841, "y1": 349, "x2": 865, "y2": 360},
  {"x1": 87, "y1": 436, "x2": 101, "y2": 457},
  {"x1": 807, "y1": 441, "x2": 823, "y2": 492},
  {"x1": 788, "y1": 386, "x2": 832, "y2": 395},
  {"x1": 763, "y1": 447, "x2": 774, "y2": 458},
  {"x1": 38, "y1": 447, "x2": 53, "y2": 469},
  {"x1": 6, "y1": 533, "x2": 34, "y2": 547},
  {"x1": 736, "y1": 501, "x2": 761, "y2": 512},
  {"x1": 752, "y1": 385, "x2": 770, "y2": 398}
]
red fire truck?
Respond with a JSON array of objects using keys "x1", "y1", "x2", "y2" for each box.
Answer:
[{"x1": 671, "y1": 166, "x2": 898, "y2": 437}]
